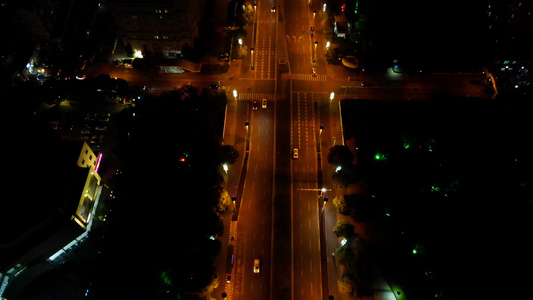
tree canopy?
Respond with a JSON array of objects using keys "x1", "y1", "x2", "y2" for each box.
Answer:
[{"x1": 327, "y1": 145, "x2": 354, "y2": 166}]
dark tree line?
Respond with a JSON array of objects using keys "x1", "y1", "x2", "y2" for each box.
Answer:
[{"x1": 93, "y1": 85, "x2": 231, "y2": 299}]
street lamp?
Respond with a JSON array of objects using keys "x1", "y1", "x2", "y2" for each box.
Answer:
[
  {"x1": 326, "y1": 41, "x2": 330, "y2": 50},
  {"x1": 233, "y1": 89, "x2": 238, "y2": 100},
  {"x1": 238, "y1": 38, "x2": 243, "y2": 46},
  {"x1": 223, "y1": 163, "x2": 228, "y2": 174},
  {"x1": 330, "y1": 91, "x2": 335, "y2": 102}
]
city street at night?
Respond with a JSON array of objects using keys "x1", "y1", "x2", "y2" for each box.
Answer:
[{"x1": 1, "y1": 1, "x2": 532, "y2": 300}]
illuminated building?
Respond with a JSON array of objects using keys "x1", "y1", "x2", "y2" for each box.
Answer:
[
  {"x1": 0, "y1": 141, "x2": 103, "y2": 297},
  {"x1": 109, "y1": 0, "x2": 206, "y2": 59}
]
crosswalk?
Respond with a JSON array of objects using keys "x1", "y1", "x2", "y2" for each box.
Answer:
[
  {"x1": 236, "y1": 93, "x2": 276, "y2": 101},
  {"x1": 291, "y1": 73, "x2": 327, "y2": 82}
]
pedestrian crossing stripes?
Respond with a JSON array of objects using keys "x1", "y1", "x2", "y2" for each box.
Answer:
[
  {"x1": 291, "y1": 73, "x2": 327, "y2": 81},
  {"x1": 236, "y1": 93, "x2": 276, "y2": 101}
]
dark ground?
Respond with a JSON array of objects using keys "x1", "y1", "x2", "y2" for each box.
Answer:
[{"x1": 341, "y1": 96, "x2": 533, "y2": 299}]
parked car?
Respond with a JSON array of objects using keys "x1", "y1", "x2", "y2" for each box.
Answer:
[{"x1": 219, "y1": 53, "x2": 230, "y2": 61}]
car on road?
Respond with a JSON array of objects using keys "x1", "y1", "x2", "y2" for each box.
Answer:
[
  {"x1": 292, "y1": 148, "x2": 299, "y2": 159},
  {"x1": 262, "y1": 98, "x2": 267, "y2": 108},
  {"x1": 226, "y1": 275, "x2": 231, "y2": 283},
  {"x1": 312, "y1": 68, "x2": 317, "y2": 77},
  {"x1": 253, "y1": 259, "x2": 260, "y2": 273},
  {"x1": 219, "y1": 53, "x2": 230, "y2": 61},
  {"x1": 271, "y1": 6, "x2": 276, "y2": 12},
  {"x1": 252, "y1": 101, "x2": 258, "y2": 110},
  {"x1": 210, "y1": 84, "x2": 220, "y2": 89},
  {"x1": 361, "y1": 81, "x2": 371, "y2": 87}
]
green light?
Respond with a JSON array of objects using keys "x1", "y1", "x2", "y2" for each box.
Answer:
[
  {"x1": 161, "y1": 271, "x2": 172, "y2": 286},
  {"x1": 403, "y1": 143, "x2": 410, "y2": 149},
  {"x1": 412, "y1": 249, "x2": 417, "y2": 254},
  {"x1": 374, "y1": 153, "x2": 387, "y2": 160},
  {"x1": 386, "y1": 212, "x2": 391, "y2": 217}
]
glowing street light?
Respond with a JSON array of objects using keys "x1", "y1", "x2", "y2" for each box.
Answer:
[
  {"x1": 326, "y1": 41, "x2": 330, "y2": 49},
  {"x1": 238, "y1": 38, "x2": 243, "y2": 46},
  {"x1": 233, "y1": 89, "x2": 238, "y2": 100},
  {"x1": 330, "y1": 91, "x2": 335, "y2": 101},
  {"x1": 223, "y1": 163, "x2": 228, "y2": 174}
]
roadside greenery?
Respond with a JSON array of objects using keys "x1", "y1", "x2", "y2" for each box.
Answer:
[{"x1": 98, "y1": 83, "x2": 232, "y2": 299}]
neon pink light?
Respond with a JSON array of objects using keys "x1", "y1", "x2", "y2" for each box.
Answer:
[{"x1": 95, "y1": 153, "x2": 103, "y2": 173}]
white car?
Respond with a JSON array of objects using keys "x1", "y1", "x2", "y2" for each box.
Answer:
[
  {"x1": 253, "y1": 259, "x2": 260, "y2": 273},
  {"x1": 262, "y1": 99, "x2": 267, "y2": 108},
  {"x1": 292, "y1": 148, "x2": 299, "y2": 159}
]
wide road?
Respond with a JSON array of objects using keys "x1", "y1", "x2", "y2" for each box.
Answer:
[
  {"x1": 233, "y1": 1, "x2": 277, "y2": 300},
  {"x1": 285, "y1": 0, "x2": 324, "y2": 299},
  {"x1": 290, "y1": 91, "x2": 323, "y2": 300},
  {"x1": 234, "y1": 100, "x2": 274, "y2": 300}
]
